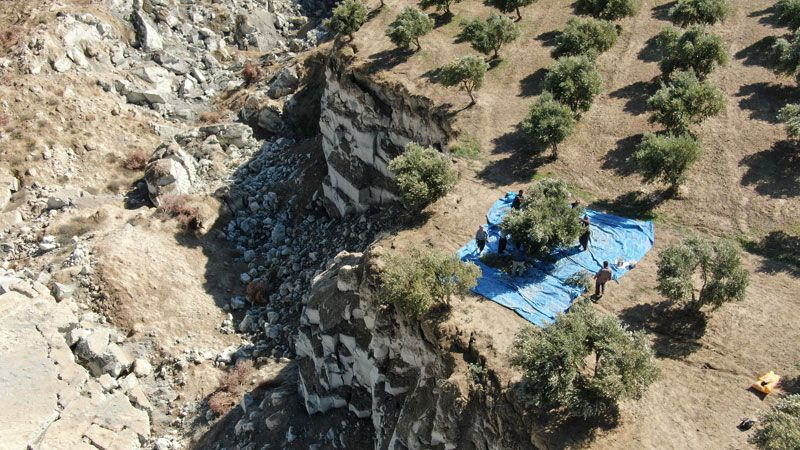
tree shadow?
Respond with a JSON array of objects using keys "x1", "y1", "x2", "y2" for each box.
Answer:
[
  {"x1": 741, "y1": 230, "x2": 800, "y2": 277},
  {"x1": 433, "y1": 11, "x2": 454, "y2": 28},
  {"x1": 476, "y1": 128, "x2": 553, "y2": 186},
  {"x1": 601, "y1": 134, "x2": 643, "y2": 176},
  {"x1": 735, "y1": 36, "x2": 777, "y2": 68},
  {"x1": 651, "y1": 1, "x2": 676, "y2": 21},
  {"x1": 363, "y1": 47, "x2": 413, "y2": 74},
  {"x1": 592, "y1": 190, "x2": 664, "y2": 221},
  {"x1": 609, "y1": 79, "x2": 657, "y2": 115},
  {"x1": 620, "y1": 300, "x2": 707, "y2": 359},
  {"x1": 740, "y1": 140, "x2": 800, "y2": 198},
  {"x1": 519, "y1": 68, "x2": 547, "y2": 97},
  {"x1": 536, "y1": 30, "x2": 560, "y2": 49},
  {"x1": 637, "y1": 35, "x2": 663, "y2": 63},
  {"x1": 736, "y1": 82, "x2": 800, "y2": 123},
  {"x1": 750, "y1": 5, "x2": 782, "y2": 28},
  {"x1": 529, "y1": 403, "x2": 620, "y2": 449}
]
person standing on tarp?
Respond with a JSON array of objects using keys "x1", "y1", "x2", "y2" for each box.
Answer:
[
  {"x1": 511, "y1": 189, "x2": 525, "y2": 210},
  {"x1": 511, "y1": 245, "x2": 526, "y2": 276},
  {"x1": 579, "y1": 214, "x2": 591, "y2": 251},
  {"x1": 498, "y1": 234, "x2": 508, "y2": 254},
  {"x1": 475, "y1": 225, "x2": 488, "y2": 254},
  {"x1": 594, "y1": 261, "x2": 613, "y2": 297}
]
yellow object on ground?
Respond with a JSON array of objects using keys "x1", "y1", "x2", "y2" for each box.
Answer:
[{"x1": 751, "y1": 371, "x2": 781, "y2": 394}]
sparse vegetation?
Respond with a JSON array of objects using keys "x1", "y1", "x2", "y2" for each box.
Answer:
[
  {"x1": 450, "y1": 134, "x2": 482, "y2": 159},
  {"x1": 122, "y1": 149, "x2": 149, "y2": 171},
  {"x1": 389, "y1": 142, "x2": 458, "y2": 209},
  {"x1": 668, "y1": 0, "x2": 730, "y2": 26},
  {"x1": 633, "y1": 132, "x2": 701, "y2": 192},
  {"x1": 772, "y1": 30, "x2": 800, "y2": 83},
  {"x1": 380, "y1": 247, "x2": 480, "y2": 319},
  {"x1": 419, "y1": 0, "x2": 462, "y2": 16},
  {"x1": 242, "y1": 61, "x2": 261, "y2": 84},
  {"x1": 438, "y1": 55, "x2": 489, "y2": 105},
  {"x1": 157, "y1": 195, "x2": 201, "y2": 230},
  {"x1": 520, "y1": 92, "x2": 576, "y2": 157},
  {"x1": 647, "y1": 70, "x2": 725, "y2": 133},
  {"x1": 198, "y1": 111, "x2": 223, "y2": 123},
  {"x1": 500, "y1": 178, "x2": 583, "y2": 258},
  {"x1": 656, "y1": 237, "x2": 749, "y2": 311},
  {"x1": 459, "y1": 13, "x2": 521, "y2": 59},
  {"x1": 574, "y1": 0, "x2": 640, "y2": 21},
  {"x1": 509, "y1": 301, "x2": 659, "y2": 419},
  {"x1": 555, "y1": 17, "x2": 619, "y2": 59},
  {"x1": 207, "y1": 359, "x2": 254, "y2": 415},
  {"x1": 749, "y1": 394, "x2": 800, "y2": 450},
  {"x1": 245, "y1": 281, "x2": 269, "y2": 304},
  {"x1": 778, "y1": 103, "x2": 800, "y2": 140},
  {"x1": 543, "y1": 55, "x2": 603, "y2": 113},
  {"x1": 657, "y1": 26, "x2": 728, "y2": 79},
  {"x1": 385, "y1": 7, "x2": 435, "y2": 51},
  {"x1": 485, "y1": 0, "x2": 537, "y2": 21},
  {"x1": 324, "y1": 0, "x2": 369, "y2": 42},
  {"x1": 775, "y1": 0, "x2": 800, "y2": 30}
]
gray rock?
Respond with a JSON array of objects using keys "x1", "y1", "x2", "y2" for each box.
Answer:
[
  {"x1": 144, "y1": 142, "x2": 197, "y2": 206},
  {"x1": 257, "y1": 104, "x2": 285, "y2": 134},
  {"x1": 132, "y1": 9, "x2": 163, "y2": 51},
  {"x1": 133, "y1": 358, "x2": 152, "y2": 377},
  {"x1": 52, "y1": 56, "x2": 73, "y2": 73},
  {"x1": 52, "y1": 283, "x2": 76, "y2": 301},
  {"x1": 268, "y1": 67, "x2": 299, "y2": 99}
]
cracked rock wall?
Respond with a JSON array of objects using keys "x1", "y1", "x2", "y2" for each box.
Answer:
[
  {"x1": 295, "y1": 249, "x2": 535, "y2": 450},
  {"x1": 319, "y1": 61, "x2": 453, "y2": 217}
]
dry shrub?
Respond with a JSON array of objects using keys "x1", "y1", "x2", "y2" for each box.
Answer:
[
  {"x1": 0, "y1": 113, "x2": 9, "y2": 128},
  {"x1": 242, "y1": 61, "x2": 261, "y2": 84},
  {"x1": 246, "y1": 281, "x2": 269, "y2": 304},
  {"x1": 157, "y1": 195, "x2": 201, "y2": 230},
  {"x1": 199, "y1": 111, "x2": 223, "y2": 123},
  {"x1": 207, "y1": 359, "x2": 255, "y2": 416},
  {"x1": 122, "y1": 149, "x2": 149, "y2": 170},
  {"x1": 0, "y1": 26, "x2": 24, "y2": 51}
]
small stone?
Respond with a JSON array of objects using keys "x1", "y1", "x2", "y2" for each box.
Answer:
[
  {"x1": 240, "y1": 273, "x2": 251, "y2": 283},
  {"x1": 133, "y1": 358, "x2": 152, "y2": 377}
]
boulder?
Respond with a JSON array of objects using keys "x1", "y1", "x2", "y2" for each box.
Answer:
[
  {"x1": 132, "y1": 9, "x2": 163, "y2": 52},
  {"x1": 199, "y1": 123, "x2": 255, "y2": 148},
  {"x1": 234, "y1": 11, "x2": 280, "y2": 51},
  {"x1": 0, "y1": 168, "x2": 18, "y2": 210},
  {"x1": 52, "y1": 56, "x2": 73, "y2": 73},
  {"x1": 268, "y1": 67, "x2": 299, "y2": 99},
  {"x1": 114, "y1": 79, "x2": 168, "y2": 105},
  {"x1": 143, "y1": 142, "x2": 197, "y2": 206},
  {"x1": 257, "y1": 103, "x2": 285, "y2": 134}
]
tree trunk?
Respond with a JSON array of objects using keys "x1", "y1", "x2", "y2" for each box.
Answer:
[
  {"x1": 493, "y1": 47, "x2": 499, "y2": 59},
  {"x1": 516, "y1": 7, "x2": 522, "y2": 21},
  {"x1": 552, "y1": 143, "x2": 558, "y2": 158},
  {"x1": 467, "y1": 87, "x2": 475, "y2": 106},
  {"x1": 348, "y1": 32, "x2": 354, "y2": 42}
]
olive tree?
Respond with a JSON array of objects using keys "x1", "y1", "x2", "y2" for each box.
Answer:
[
  {"x1": 779, "y1": 103, "x2": 800, "y2": 141},
  {"x1": 459, "y1": 13, "x2": 521, "y2": 59},
  {"x1": 772, "y1": 29, "x2": 800, "y2": 83},
  {"x1": 669, "y1": 0, "x2": 730, "y2": 26},
  {"x1": 520, "y1": 92, "x2": 576, "y2": 157},
  {"x1": 555, "y1": 17, "x2": 619, "y2": 59},
  {"x1": 775, "y1": 0, "x2": 800, "y2": 30},
  {"x1": 509, "y1": 301, "x2": 659, "y2": 419},
  {"x1": 485, "y1": 0, "x2": 537, "y2": 21},
  {"x1": 419, "y1": 0, "x2": 462, "y2": 16},
  {"x1": 543, "y1": 55, "x2": 603, "y2": 113},
  {"x1": 657, "y1": 26, "x2": 728, "y2": 79},
  {"x1": 647, "y1": 70, "x2": 725, "y2": 132},
  {"x1": 574, "y1": 0, "x2": 640, "y2": 21},
  {"x1": 389, "y1": 142, "x2": 457, "y2": 209},
  {"x1": 385, "y1": 7, "x2": 435, "y2": 51},
  {"x1": 657, "y1": 237, "x2": 749, "y2": 311},
  {"x1": 324, "y1": 0, "x2": 369, "y2": 42},
  {"x1": 499, "y1": 178, "x2": 583, "y2": 258},
  {"x1": 750, "y1": 394, "x2": 800, "y2": 450},
  {"x1": 633, "y1": 132, "x2": 701, "y2": 193},
  {"x1": 381, "y1": 247, "x2": 480, "y2": 319},
  {"x1": 438, "y1": 55, "x2": 489, "y2": 105}
]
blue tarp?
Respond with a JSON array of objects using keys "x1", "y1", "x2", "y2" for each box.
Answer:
[{"x1": 458, "y1": 193, "x2": 655, "y2": 327}]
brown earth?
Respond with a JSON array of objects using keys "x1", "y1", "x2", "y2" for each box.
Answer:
[{"x1": 345, "y1": 0, "x2": 800, "y2": 448}]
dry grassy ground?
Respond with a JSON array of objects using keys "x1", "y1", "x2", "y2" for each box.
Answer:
[{"x1": 348, "y1": 0, "x2": 800, "y2": 448}]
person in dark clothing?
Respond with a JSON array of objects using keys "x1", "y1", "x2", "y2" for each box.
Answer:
[
  {"x1": 578, "y1": 214, "x2": 591, "y2": 251},
  {"x1": 475, "y1": 225, "x2": 488, "y2": 254},
  {"x1": 594, "y1": 261, "x2": 613, "y2": 297},
  {"x1": 498, "y1": 234, "x2": 508, "y2": 254},
  {"x1": 511, "y1": 190, "x2": 525, "y2": 210}
]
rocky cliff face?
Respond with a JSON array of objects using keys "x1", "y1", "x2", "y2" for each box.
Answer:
[
  {"x1": 319, "y1": 61, "x2": 453, "y2": 216},
  {"x1": 295, "y1": 248, "x2": 535, "y2": 450}
]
